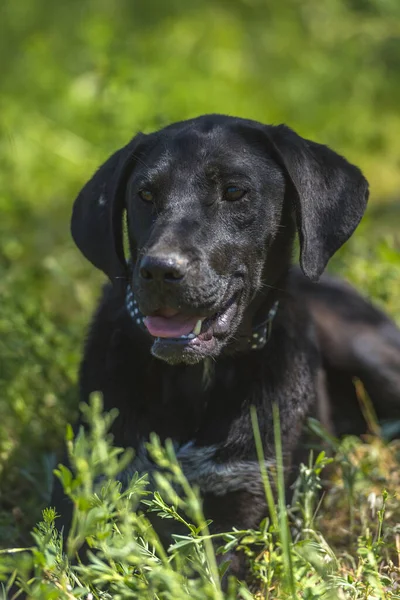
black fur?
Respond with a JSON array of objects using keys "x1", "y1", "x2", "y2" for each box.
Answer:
[
  {"x1": 53, "y1": 114, "x2": 400, "y2": 578},
  {"x1": 293, "y1": 271, "x2": 400, "y2": 436}
]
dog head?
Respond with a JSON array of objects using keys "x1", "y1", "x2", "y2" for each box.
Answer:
[{"x1": 71, "y1": 115, "x2": 368, "y2": 364}]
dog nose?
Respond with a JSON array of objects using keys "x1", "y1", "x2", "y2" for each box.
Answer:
[{"x1": 139, "y1": 254, "x2": 189, "y2": 283}]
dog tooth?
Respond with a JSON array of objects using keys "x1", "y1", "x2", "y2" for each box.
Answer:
[
  {"x1": 187, "y1": 333, "x2": 195, "y2": 339},
  {"x1": 193, "y1": 319, "x2": 202, "y2": 336}
]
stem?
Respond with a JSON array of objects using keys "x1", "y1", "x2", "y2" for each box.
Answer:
[
  {"x1": 250, "y1": 405, "x2": 278, "y2": 532},
  {"x1": 272, "y1": 403, "x2": 296, "y2": 599}
]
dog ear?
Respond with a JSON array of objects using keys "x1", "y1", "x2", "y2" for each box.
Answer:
[
  {"x1": 71, "y1": 134, "x2": 146, "y2": 283},
  {"x1": 266, "y1": 125, "x2": 369, "y2": 281}
]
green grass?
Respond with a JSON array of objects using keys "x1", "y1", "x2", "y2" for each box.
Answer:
[
  {"x1": 2, "y1": 395, "x2": 400, "y2": 599},
  {"x1": 0, "y1": 228, "x2": 399, "y2": 599},
  {"x1": 1, "y1": 2, "x2": 400, "y2": 596}
]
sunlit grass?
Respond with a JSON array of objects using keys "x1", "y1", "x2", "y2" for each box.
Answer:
[{"x1": 1, "y1": 395, "x2": 399, "y2": 599}]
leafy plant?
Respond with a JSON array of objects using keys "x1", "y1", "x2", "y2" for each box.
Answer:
[
  {"x1": 1, "y1": 396, "x2": 400, "y2": 599},
  {"x1": 1, "y1": 1, "x2": 400, "y2": 596}
]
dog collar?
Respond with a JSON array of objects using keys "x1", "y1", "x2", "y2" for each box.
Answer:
[{"x1": 125, "y1": 286, "x2": 278, "y2": 352}]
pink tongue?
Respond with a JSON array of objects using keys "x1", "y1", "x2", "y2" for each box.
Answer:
[{"x1": 144, "y1": 315, "x2": 200, "y2": 338}]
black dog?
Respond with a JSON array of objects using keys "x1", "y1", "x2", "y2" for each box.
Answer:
[{"x1": 52, "y1": 114, "x2": 400, "y2": 575}]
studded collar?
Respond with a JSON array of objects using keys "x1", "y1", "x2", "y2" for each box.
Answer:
[{"x1": 125, "y1": 285, "x2": 279, "y2": 352}]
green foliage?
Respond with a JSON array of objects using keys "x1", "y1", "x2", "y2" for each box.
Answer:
[
  {"x1": 0, "y1": 0, "x2": 400, "y2": 596},
  {"x1": 2, "y1": 398, "x2": 400, "y2": 599}
]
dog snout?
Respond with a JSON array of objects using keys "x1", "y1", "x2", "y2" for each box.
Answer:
[{"x1": 139, "y1": 253, "x2": 189, "y2": 284}]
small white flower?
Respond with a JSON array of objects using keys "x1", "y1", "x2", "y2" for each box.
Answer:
[{"x1": 367, "y1": 491, "x2": 383, "y2": 517}]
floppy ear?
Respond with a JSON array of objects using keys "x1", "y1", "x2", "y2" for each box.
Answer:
[
  {"x1": 266, "y1": 125, "x2": 369, "y2": 281},
  {"x1": 71, "y1": 134, "x2": 146, "y2": 283}
]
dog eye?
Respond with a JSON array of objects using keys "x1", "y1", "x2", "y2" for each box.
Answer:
[
  {"x1": 224, "y1": 186, "x2": 246, "y2": 201},
  {"x1": 138, "y1": 189, "x2": 153, "y2": 202}
]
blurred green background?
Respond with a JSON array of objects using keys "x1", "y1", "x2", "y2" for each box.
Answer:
[{"x1": 0, "y1": 0, "x2": 399, "y2": 545}]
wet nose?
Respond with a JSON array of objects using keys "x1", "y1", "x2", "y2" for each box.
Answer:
[{"x1": 139, "y1": 254, "x2": 189, "y2": 283}]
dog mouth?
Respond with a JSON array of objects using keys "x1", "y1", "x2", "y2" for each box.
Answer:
[{"x1": 143, "y1": 295, "x2": 238, "y2": 347}]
